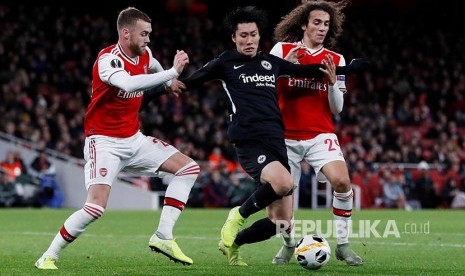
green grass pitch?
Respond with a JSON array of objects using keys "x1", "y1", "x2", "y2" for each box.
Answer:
[{"x1": 0, "y1": 208, "x2": 464, "y2": 275}]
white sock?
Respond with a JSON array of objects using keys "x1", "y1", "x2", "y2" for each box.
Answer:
[
  {"x1": 156, "y1": 161, "x2": 199, "y2": 240},
  {"x1": 282, "y1": 217, "x2": 295, "y2": 247},
  {"x1": 43, "y1": 203, "x2": 104, "y2": 259},
  {"x1": 332, "y1": 189, "x2": 353, "y2": 245}
]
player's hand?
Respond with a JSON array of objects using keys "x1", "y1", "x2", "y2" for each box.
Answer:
[
  {"x1": 166, "y1": 79, "x2": 186, "y2": 98},
  {"x1": 284, "y1": 46, "x2": 305, "y2": 63},
  {"x1": 172, "y1": 50, "x2": 189, "y2": 74},
  {"x1": 319, "y1": 54, "x2": 336, "y2": 85}
]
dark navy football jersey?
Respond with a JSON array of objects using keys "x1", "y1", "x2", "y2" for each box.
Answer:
[{"x1": 181, "y1": 50, "x2": 326, "y2": 142}]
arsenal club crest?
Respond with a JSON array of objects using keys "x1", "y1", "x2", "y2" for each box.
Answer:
[{"x1": 99, "y1": 168, "x2": 108, "y2": 177}]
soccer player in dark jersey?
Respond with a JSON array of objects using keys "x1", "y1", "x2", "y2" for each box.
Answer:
[{"x1": 143, "y1": 6, "x2": 367, "y2": 266}]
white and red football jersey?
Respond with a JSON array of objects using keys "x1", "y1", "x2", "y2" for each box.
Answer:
[
  {"x1": 85, "y1": 44, "x2": 151, "y2": 138},
  {"x1": 270, "y1": 42, "x2": 346, "y2": 140}
]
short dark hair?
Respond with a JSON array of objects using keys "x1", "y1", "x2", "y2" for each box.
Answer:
[
  {"x1": 224, "y1": 6, "x2": 268, "y2": 35},
  {"x1": 117, "y1": 7, "x2": 151, "y2": 30}
]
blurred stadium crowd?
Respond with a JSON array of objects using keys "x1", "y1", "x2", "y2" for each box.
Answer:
[{"x1": 1, "y1": 0, "x2": 464, "y2": 209}]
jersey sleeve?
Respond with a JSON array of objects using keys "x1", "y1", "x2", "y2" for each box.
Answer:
[
  {"x1": 98, "y1": 53, "x2": 125, "y2": 84},
  {"x1": 336, "y1": 55, "x2": 347, "y2": 92},
  {"x1": 180, "y1": 57, "x2": 221, "y2": 88},
  {"x1": 100, "y1": 50, "x2": 179, "y2": 93},
  {"x1": 269, "y1": 42, "x2": 284, "y2": 58},
  {"x1": 270, "y1": 54, "x2": 325, "y2": 78}
]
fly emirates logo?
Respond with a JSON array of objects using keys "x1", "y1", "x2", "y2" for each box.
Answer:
[
  {"x1": 288, "y1": 78, "x2": 327, "y2": 91},
  {"x1": 116, "y1": 71, "x2": 144, "y2": 98},
  {"x1": 117, "y1": 90, "x2": 144, "y2": 99},
  {"x1": 239, "y1": 73, "x2": 275, "y2": 88}
]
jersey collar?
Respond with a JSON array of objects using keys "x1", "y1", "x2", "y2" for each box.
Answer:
[
  {"x1": 298, "y1": 40, "x2": 324, "y2": 55},
  {"x1": 117, "y1": 43, "x2": 139, "y2": 65}
]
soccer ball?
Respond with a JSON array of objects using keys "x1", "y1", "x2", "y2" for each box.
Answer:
[{"x1": 294, "y1": 234, "x2": 331, "y2": 270}]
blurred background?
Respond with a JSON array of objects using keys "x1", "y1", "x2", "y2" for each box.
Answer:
[{"x1": 1, "y1": 0, "x2": 464, "y2": 211}]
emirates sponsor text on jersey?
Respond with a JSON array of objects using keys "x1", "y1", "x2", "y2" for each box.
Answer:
[
  {"x1": 117, "y1": 90, "x2": 144, "y2": 98},
  {"x1": 287, "y1": 78, "x2": 327, "y2": 91}
]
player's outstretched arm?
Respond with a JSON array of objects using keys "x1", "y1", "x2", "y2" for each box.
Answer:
[
  {"x1": 139, "y1": 79, "x2": 186, "y2": 111},
  {"x1": 335, "y1": 58, "x2": 370, "y2": 75},
  {"x1": 101, "y1": 50, "x2": 189, "y2": 93}
]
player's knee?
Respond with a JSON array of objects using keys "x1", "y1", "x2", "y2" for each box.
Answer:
[
  {"x1": 274, "y1": 184, "x2": 293, "y2": 197},
  {"x1": 272, "y1": 176, "x2": 294, "y2": 196},
  {"x1": 332, "y1": 176, "x2": 351, "y2": 192}
]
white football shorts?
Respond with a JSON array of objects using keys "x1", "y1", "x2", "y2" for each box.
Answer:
[
  {"x1": 83, "y1": 131, "x2": 178, "y2": 189},
  {"x1": 285, "y1": 133, "x2": 346, "y2": 187}
]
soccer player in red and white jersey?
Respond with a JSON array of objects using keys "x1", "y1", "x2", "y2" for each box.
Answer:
[
  {"x1": 35, "y1": 7, "x2": 199, "y2": 269},
  {"x1": 269, "y1": 0, "x2": 363, "y2": 266}
]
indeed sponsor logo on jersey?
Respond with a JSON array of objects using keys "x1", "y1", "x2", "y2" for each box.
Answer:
[
  {"x1": 117, "y1": 90, "x2": 144, "y2": 99},
  {"x1": 288, "y1": 78, "x2": 327, "y2": 91},
  {"x1": 239, "y1": 73, "x2": 275, "y2": 87}
]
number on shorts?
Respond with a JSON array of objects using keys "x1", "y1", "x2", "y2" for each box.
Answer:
[
  {"x1": 324, "y1": 138, "x2": 340, "y2": 151},
  {"x1": 152, "y1": 138, "x2": 169, "y2": 147}
]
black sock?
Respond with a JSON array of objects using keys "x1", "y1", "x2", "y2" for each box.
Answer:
[
  {"x1": 239, "y1": 183, "x2": 282, "y2": 218},
  {"x1": 234, "y1": 218, "x2": 278, "y2": 246}
]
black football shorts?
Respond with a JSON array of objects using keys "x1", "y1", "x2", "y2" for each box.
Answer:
[{"x1": 234, "y1": 137, "x2": 290, "y2": 182}]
